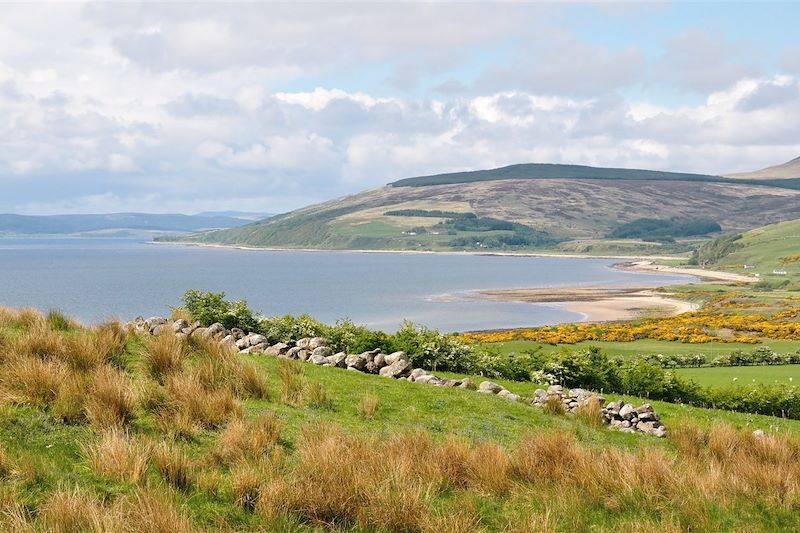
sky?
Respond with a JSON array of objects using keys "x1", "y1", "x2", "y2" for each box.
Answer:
[{"x1": 1, "y1": 2, "x2": 799, "y2": 215}]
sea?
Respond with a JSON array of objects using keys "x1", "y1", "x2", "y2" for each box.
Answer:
[{"x1": 0, "y1": 237, "x2": 695, "y2": 332}]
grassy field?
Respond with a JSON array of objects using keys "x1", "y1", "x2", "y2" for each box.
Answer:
[
  {"x1": 481, "y1": 338, "x2": 800, "y2": 359},
  {"x1": 674, "y1": 364, "x2": 800, "y2": 388},
  {"x1": 3, "y1": 309, "x2": 800, "y2": 530}
]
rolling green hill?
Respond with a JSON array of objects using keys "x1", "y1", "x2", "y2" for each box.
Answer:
[
  {"x1": 692, "y1": 219, "x2": 800, "y2": 285},
  {"x1": 165, "y1": 162, "x2": 800, "y2": 252}
]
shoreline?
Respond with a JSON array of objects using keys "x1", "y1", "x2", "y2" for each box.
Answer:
[
  {"x1": 476, "y1": 286, "x2": 699, "y2": 323},
  {"x1": 615, "y1": 260, "x2": 756, "y2": 283},
  {"x1": 150, "y1": 240, "x2": 688, "y2": 261},
  {"x1": 153, "y1": 240, "x2": 747, "y2": 324}
]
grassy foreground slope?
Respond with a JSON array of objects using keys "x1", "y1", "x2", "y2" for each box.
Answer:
[
  {"x1": 164, "y1": 162, "x2": 800, "y2": 251},
  {"x1": 2, "y1": 308, "x2": 800, "y2": 531}
]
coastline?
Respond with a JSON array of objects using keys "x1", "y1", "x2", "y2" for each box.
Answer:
[
  {"x1": 153, "y1": 241, "x2": 749, "y2": 324},
  {"x1": 150, "y1": 240, "x2": 688, "y2": 261},
  {"x1": 615, "y1": 260, "x2": 756, "y2": 283},
  {"x1": 476, "y1": 286, "x2": 699, "y2": 323}
]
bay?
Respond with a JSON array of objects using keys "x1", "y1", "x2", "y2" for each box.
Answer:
[{"x1": 0, "y1": 237, "x2": 694, "y2": 332}]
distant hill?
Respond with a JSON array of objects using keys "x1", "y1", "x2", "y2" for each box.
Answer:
[
  {"x1": 0, "y1": 213, "x2": 256, "y2": 235},
  {"x1": 726, "y1": 156, "x2": 800, "y2": 180},
  {"x1": 164, "y1": 161, "x2": 800, "y2": 253},
  {"x1": 195, "y1": 211, "x2": 273, "y2": 221},
  {"x1": 392, "y1": 162, "x2": 800, "y2": 189}
]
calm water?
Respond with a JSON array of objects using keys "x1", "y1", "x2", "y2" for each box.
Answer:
[{"x1": 0, "y1": 238, "x2": 694, "y2": 332}]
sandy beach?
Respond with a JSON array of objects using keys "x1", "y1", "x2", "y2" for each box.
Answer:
[
  {"x1": 152, "y1": 240, "x2": 688, "y2": 261},
  {"x1": 477, "y1": 287, "x2": 699, "y2": 322},
  {"x1": 616, "y1": 260, "x2": 756, "y2": 283}
]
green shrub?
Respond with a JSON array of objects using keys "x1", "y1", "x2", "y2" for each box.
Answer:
[
  {"x1": 258, "y1": 314, "x2": 327, "y2": 344},
  {"x1": 392, "y1": 321, "x2": 474, "y2": 373},
  {"x1": 471, "y1": 346, "x2": 544, "y2": 381},
  {"x1": 325, "y1": 320, "x2": 395, "y2": 354},
  {"x1": 609, "y1": 217, "x2": 721, "y2": 240},
  {"x1": 178, "y1": 290, "x2": 259, "y2": 333},
  {"x1": 700, "y1": 384, "x2": 800, "y2": 418}
]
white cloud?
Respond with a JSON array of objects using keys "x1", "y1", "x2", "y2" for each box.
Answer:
[
  {"x1": 108, "y1": 153, "x2": 138, "y2": 172},
  {"x1": 0, "y1": 3, "x2": 797, "y2": 214},
  {"x1": 274, "y1": 88, "x2": 393, "y2": 112}
]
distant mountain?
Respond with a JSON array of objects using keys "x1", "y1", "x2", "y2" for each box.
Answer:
[
  {"x1": 195, "y1": 211, "x2": 273, "y2": 221},
  {"x1": 726, "y1": 156, "x2": 800, "y2": 180},
  {"x1": 0, "y1": 213, "x2": 255, "y2": 235},
  {"x1": 391, "y1": 162, "x2": 800, "y2": 189},
  {"x1": 162, "y1": 162, "x2": 800, "y2": 252}
]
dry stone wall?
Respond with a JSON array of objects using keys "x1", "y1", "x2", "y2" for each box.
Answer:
[{"x1": 128, "y1": 317, "x2": 667, "y2": 437}]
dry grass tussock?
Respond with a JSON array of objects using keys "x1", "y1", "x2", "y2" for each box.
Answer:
[
  {"x1": 0, "y1": 354, "x2": 66, "y2": 408},
  {"x1": 52, "y1": 372, "x2": 89, "y2": 424},
  {"x1": 575, "y1": 398, "x2": 604, "y2": 428},
  {"x1": 17, "y1": 307, "x2": 45, "y2": 329},
  {"x1": 190, "y1": 337, "x2": 269, "y2": 400},
  {"x1": 542, "y1": 394, "x2": 565, "y2": 416},
  {"x1": 83, "y1": 429, "x2": 150, "y2": 484},
  {"x1": 0, "y1": 306, "x2": 22, "y2": 329},
  {"x1": 0, "y1": 487, "x2": 194, "y2": 533},
  {"x1": 38, "y1": 486, "x2": 105, "y2": 533},
  {"x1": 277, "y1": 358, "x2": 305, "y2": 407},
  {"x1": 212, "y1": 413, "x2": 283, "y2": 465},
  {"x1": 143, "y1": 332, "x2": 187, "y2": 382},
  {"x1": 358, "y1": 392, "x2": 379, "y2": 420},
  {"x1": 306, "y1": 381, "x2": 333, "y2": 410},
  {"x1": 165, "y1": 372, "x2": 241, "y2": 429},
  {"x1": 12, "y1": 321, "x2": 65, "y2": 361},
  {"x1": 85, "y1": 366, "x2": 136, "y2": 429},
  {"x1": 152, "y1": 441, "x2": 195, "y2": 491},
  {"x1": 0, "y1": 444, "x2": 12, "y2": 479},
  {"x1": 251, "y1": 422, "x2": 800, "y2": 531}
]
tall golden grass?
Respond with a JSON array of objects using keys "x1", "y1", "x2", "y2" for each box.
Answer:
[
  {"x1": 38, "y1": 487, "x2": 105, "y2": 533},
  {"x1": 152, "y1": 441, "x2": 195, "y2": 492},
  {"x1": 52, "y1": 372, "x2": 89, "y2": 424},
  {"x1": 0, "y1": 354, "x2": 65, "y2": 408},
  {"x1": 252, "y1": 422, "x2": 800, "y2": 531},
  {"x1": 0, "y1": 444, "x2": 11, "y2": 479},
  {"x1": 166, "y1": 373, "x2": 241, "y2": 429},
  {"x1": 83, "y1": 429, "x2": 150, "y2": 484},
  {"x1": 85, "y1": 366, "x2": 136, "y2": 429},
  {"x1": 143, "y1": 333, "x2": 187, "y2": 382},
  {"x1": 191, "y1": 337, "x2": 269, "y2": 400},
  {"x1": 212, "y1": 413, "x2": 283, "y2": 465},
  {"x1": 277, "y1": 359, "x2": 304, "y2": 407}
]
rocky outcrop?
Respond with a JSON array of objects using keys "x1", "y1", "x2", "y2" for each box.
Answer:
[
  {"x1": 530, "y1": 385, "x2": 666, "y2": 437},
  {"x1": 602, "y1": 401, "x2": 667, "y2": 437},
  {"x1": 126, "y1": 316, "x2": 667, "y2": 437}
]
